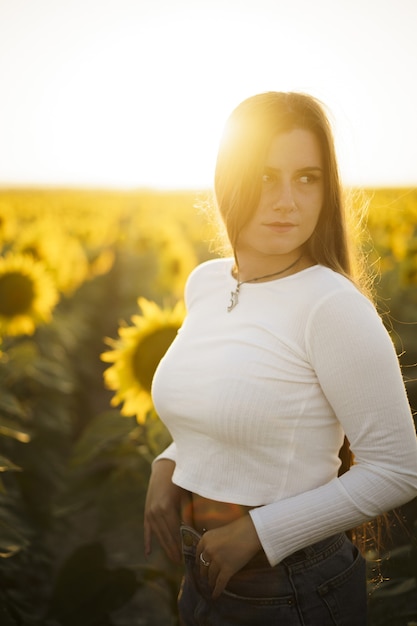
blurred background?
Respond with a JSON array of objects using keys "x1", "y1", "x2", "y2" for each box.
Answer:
[
  {"x1": 0, "y1": 1, "x2": 416, "y2": 624},
  {"x1": 1, "y1": 0, "x2": 417, "y2": 189}
]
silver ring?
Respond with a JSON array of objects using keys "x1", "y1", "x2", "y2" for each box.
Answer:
[{"x1": 199, "y1": 552, "x2": 210, "y2": 567}]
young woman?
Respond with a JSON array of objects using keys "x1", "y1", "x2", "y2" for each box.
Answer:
[{"x1": 144, "y1": 92, "x2": 417, "y2": 625}]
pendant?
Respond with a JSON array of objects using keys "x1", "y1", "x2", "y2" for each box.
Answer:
[{"x1": 227, "y1": 288, "x2": 239, "y2": 312}]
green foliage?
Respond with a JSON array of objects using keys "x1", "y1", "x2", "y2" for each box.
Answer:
[
  {"x1": 363, "y1": 189, "x2": 417, "y2": 423},
  {"x1": 0, "y1": 187, "x2": 415, "y2": 624},
  {"x1": 46, "y1": 543, "x2": 138, "y2": 626},
  {"x1": 368, "y1": 522, "x2": 417, "y2": 625}
]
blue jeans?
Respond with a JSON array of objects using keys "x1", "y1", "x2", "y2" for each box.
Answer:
[{"x1": 178, "y1": 524, "x2": 367, "y2": 625}]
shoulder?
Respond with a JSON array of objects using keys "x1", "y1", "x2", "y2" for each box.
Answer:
[
  {"x1": 304, "y1": 266, "x2": 388, "y2": 353},
  {"x1": 187, "y1": 257, "x2": 233, "y2": 282},
  {"x1": 297, "y1": 265, "x2": 373, "y2": 312},
  {"x1": 299, "y1": 265, "x2": 361, "y2": 296},
  {"x1": 185, "y1": 257, "x2": 233, "y2": 305}
]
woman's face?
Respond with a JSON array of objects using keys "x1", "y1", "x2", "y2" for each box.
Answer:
[{"x1": 236, "y1": 128, "x2": 324, "y2": 269}]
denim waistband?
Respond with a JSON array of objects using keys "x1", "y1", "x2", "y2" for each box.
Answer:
[{"x1": 180, "y1": 523, "x2": 346, "y2": 571}]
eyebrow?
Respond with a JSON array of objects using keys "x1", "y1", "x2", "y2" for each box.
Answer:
[{"x1": 264, "y1": 165, "x2": 323, "y2": 174}]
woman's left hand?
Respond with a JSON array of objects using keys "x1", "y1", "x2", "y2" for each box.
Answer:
[{"x1": 196, "y1": 514, "x2": 262, "y2": 599}]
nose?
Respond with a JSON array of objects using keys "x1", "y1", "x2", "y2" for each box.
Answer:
[{"x1": 272, "y1": 181, "x2": 296, "y2": 212}]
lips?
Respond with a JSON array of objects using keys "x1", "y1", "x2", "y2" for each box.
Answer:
[{"x1": 265, "y1": 221, "x2": 296, "y2": 232}]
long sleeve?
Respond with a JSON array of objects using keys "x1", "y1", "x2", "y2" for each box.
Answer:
[{"x1": 250, "y1": 290, "x2": 417, "y2": 566}]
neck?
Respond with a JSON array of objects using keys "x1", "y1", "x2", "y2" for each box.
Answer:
[{"x1": 234, "y1": 253, "x2": 310, "y2": 283}]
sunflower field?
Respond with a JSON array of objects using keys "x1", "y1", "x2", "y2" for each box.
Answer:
[{"x1": 0, "y1": 187, "x2": 416, "y2": 625}]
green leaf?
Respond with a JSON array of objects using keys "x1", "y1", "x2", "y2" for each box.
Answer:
[
  {"x1": 144, "y1": 410, "x2": 173, "y2": 458},
  {"x1": 0, "y1": 518, "x2": 30, "y2": 558},
  {"x1": 0, "y1": 390, "x2": 27, "y2": 419},
  {"x1": 70, "y1": 411, "x2": 136, "y2": 467},
  {"x1": 3, "y1": 341, "x2": 38, "y2": 379},
  {"x1": 0, "y1": 455, "x2": 22, "y2": 472},
  {"x1": 0, "y1": 415, "x2": 31, "y2": 443},
  {"x1": 94, "y1": 463, "x2": 149, "y2": 530},
  {"x1": 27, "y1": 356, "x2": 75, "y2": 394}
]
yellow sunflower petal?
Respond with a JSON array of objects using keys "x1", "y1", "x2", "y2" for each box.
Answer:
[
  {"x1": 0, "y1": 253, "x2": 59, "y2": 337},
  {"x1": 101, "y1": 298, "x2": 185, "y2": 423}
]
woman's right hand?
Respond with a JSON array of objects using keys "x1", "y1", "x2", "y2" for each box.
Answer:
[{"x1": 144, "y1": 459, "x2": 183, "y2": 563}]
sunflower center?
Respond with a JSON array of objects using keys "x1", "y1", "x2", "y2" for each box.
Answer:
[
  {"x1": 132, "y1": 326, "x2": 179, "y2": 392},
  {"x1": 0, "y1": 272, "x2": 35, "y2": 316}
]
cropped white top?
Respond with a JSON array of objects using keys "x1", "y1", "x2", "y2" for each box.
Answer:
[{"x1": 151, "y1": 259, "x2": 417, "y2": 566}]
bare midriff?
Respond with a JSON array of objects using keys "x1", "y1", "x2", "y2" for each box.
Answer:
[{"x1": 181, "y1": 491, "x2": 254, "y2": 534}]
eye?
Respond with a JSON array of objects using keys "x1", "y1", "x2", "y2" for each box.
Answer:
[
  {"x1": 298, "y1": 173, "x2": 321, "y2": 185},
  {"x1": 262, "y1": 171, "x2": 278, "y2": 184}
]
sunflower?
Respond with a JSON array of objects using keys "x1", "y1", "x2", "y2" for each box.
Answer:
[
  {"x1": 0, "y1": 253, "x2": 59, "y2": 337},
  {"x1": 14, "y1": 222, "x2": 89, "y2": 295},
  {"x1": 101, "y1": 298, "x2": 186, "y2": 423}
]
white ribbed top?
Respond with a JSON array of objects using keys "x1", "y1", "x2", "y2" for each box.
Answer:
[{"x1": 152, "y1": 259, "x2": 417, "y2": 565}]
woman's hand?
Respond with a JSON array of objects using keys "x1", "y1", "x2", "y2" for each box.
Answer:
[
  {"x1": 144, "y1": 459, "x2": 183, "y2": 564},
  {"x1": 196, "y1": 514, "x2": 262, "y2": 598}
]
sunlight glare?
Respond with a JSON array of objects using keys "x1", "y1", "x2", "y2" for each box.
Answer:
[
  {"x1": 2, "y1": 0, "x2": 417, "y2": 188},
  {"x1": 26, "y1": 9, "x2": 326, "y2": 189}
]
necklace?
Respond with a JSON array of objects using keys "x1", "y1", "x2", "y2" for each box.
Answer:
[{"x1": 227, "y1": 255, "x2": 303, "y2": 312}]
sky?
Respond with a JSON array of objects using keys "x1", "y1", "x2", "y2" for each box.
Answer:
[{"x1": 0, "y1": 0, "x2": 416, "y2": 190}]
